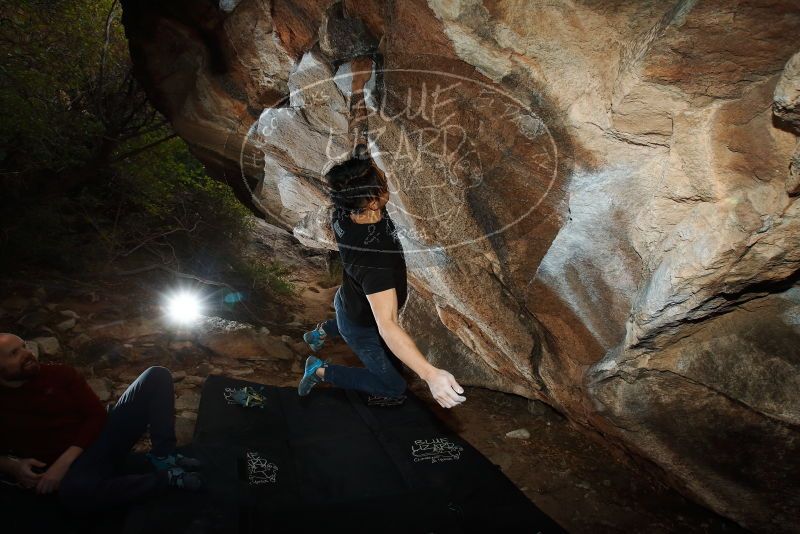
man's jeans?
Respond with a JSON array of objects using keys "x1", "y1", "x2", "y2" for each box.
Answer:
[
  {"x1": 59, "y1": 366, "x2": 177, "y2": 514},
  {"x1": 321, "y1": 288, "x2": 408, "y2": 397}
]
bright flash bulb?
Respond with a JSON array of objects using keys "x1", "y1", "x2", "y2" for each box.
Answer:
[{"x1": 166, "y1": 292, "x2": 202, "y2": 325}]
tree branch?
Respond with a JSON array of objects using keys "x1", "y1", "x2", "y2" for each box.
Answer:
[
  {"x1": 109, "y1": 133, "x2": 178, "y2": 163},
  {"x1": 98, "y1": 0, "x2": 120, "y2": 93}
]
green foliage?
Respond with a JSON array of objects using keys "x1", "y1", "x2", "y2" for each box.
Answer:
[
  {"x1": 0, "y1": 130, "x2": 254, "y2": 276},
  {"x1": 238, "y1": 260, "x2": 296, "y2": 297},
  {"x1": 84, "y1": 131, "x2": 255, "y2": 273},
  {"x1": 0, "y1": 0, "x2": 243, "y2": 267},
  {"x1": 0, "y1": 0, "x2": 294, "y2": 303},
  {"x1": 110, "y1": 130, "x2": 252, "y2": 245},
  {"x1": 0, "y1": 0, "x2": 129, "y2": 173}
]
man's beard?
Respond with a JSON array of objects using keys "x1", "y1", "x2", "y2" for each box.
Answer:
[{"x1": 2, "y1": 356, "x2": 40, "y2": 381}]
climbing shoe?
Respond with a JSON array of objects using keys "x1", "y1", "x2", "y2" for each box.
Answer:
[
  {"x1": 147, "y1": 452, "x2": 204, "y2": 471},
  {"x1": 303, "y1": 322, "x2": 327, "y2": 352},
  {"x1": 164, "y1": 467, "x2": 204, "y2": 491},
  {"x1": 298, "y1": 355, "x2": 328, "y2": 396}
]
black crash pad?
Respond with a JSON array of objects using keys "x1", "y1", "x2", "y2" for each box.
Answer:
[{"x1": 122, "y1": 375, "x2": 564, "y2": 534}]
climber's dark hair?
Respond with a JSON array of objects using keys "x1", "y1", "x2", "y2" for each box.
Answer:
[{"x1": 324, "y1": 157, "x2": 387, "y2": 215}]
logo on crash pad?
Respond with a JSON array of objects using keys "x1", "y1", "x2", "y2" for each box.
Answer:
[
  {"x1": 246, "y1": 451, "x2": 278, "y2": 485},
  {"x1": 411, "y1": 437, "x2": 463, "y2": 464}
]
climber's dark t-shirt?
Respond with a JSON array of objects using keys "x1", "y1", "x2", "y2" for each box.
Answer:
[{"x1": 332, "y1": 206, "x2": 407, "y2": 326}]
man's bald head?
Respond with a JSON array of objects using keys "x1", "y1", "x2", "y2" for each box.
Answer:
[
  {"x1": 0, "y1": 333, "x2": 39, "y2": 382},
  {"x1": 0, "y1": 333, "x2": 22, "y2": 352}
]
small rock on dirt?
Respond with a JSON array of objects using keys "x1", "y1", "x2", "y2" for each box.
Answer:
[
  {"x1": 527, "y1": 399, "x2": 564, "y2": 422},
  {"x1": 175, "y1": 416, "x2": 195, "y2": 446},
  {"x1": 291, "y1": 341, "x2": 308, "y2": 355},
  {"x1": 171, "y1": 370, "x2": 187, "y2": 382},
  {"x1": 56, "y1": 318, "x2": 76, "y2": 332},
  {"x1": 117, "y1": 370, "x2": 140, "y2": 383},
  {"x1": 266, "y1": 337, "x2": 295, "y2": 360},
  {"x1": 69, "y1": 334, "x2": 92, "y2": 349},
  {"x1": 86, "y1": 378, "x2": 112, "y2": 402},
  {"x1": 90, "y1": 317, "x2": 165, "y2": 341},
  {"x1": 291, "y1": 360, "x2": 303, "y2": 374},
  {"x1": 183, "y1": 375, "x2": 205, "y2": 386},
  {"x1": 175, "y1": 390, "x2": 201, "y2": 411},
  {"x1": 505, "y1": 428, "x2": 531, "y2": 440},
  {"x1": 492, "y1": 451, "x2": 515, "y2": 472},
  {"x1": 168, "y1": 340, "x2": 194, "y2": 352},
  {"x1": 17, "y1": 310, "x2": 50, "y2": 331},
  {"x1": 80, "y1": 338, "x2": 127, "y2": 367},
  {"x1": 32, "y1": 336, "x2": 61, "y2": 357},
  {"x1": 196, "y1": 317, "x2": 273, "y2": 359}
]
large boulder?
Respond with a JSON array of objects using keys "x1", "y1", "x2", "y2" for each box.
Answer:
[{"x1": 120, "y1": 0, "x2": 800, "y2": 530}]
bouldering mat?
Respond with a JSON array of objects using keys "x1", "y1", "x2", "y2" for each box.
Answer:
[
  {"x1": 0, "y1": 480, "x2": 126, "y2": 534},
  {"x1": 123, "y1": 375, "x2": 564, "y2": 534}
]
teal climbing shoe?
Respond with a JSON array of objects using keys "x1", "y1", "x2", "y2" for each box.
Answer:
[
  {"x1": 147, "y1": 452, "x2": 204, "y2": 471},
  {"x1": 303, "y1": 322, "x2": 327, "y2": 352},
  {"x1": 298, "y1": 355, "x2": 327, "y2": 396},
  {"x1": 163, "y1": 466, "x2": 204, "y2": 491}
]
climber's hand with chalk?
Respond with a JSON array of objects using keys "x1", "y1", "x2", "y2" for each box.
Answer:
[{"x1": 423, "y1": 368, "x2": 466, "y2": 409}]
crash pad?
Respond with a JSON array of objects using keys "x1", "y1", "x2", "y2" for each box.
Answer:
[{"x1": 121, "y1": 375, "x2": 563, "y2": 533}]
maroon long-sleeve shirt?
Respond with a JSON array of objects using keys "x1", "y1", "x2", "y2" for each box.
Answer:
[{"x1": 0, "y1": 364, "x2": 107, "y2": 465}]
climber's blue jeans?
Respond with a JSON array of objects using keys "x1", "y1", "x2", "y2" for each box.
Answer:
[{"x1": 321, "y1": 288, "x2": 407, "y2": 397}]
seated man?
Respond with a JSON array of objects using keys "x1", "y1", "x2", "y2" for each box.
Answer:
[{"x1": 0, "y1": 333, "x2": 202, "y2": 515}]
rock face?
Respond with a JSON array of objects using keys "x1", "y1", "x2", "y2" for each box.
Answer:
[{"x1": 120, "y1": 1, "x2": 800, "y2": 530}]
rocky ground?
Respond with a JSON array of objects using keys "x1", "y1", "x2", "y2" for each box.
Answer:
[
  {"x1": 0, "y1": 222, "x2": 742, "y2": 533},
  {"x1": 1, "y1": 278, "x2": 743, "y2": 534}
]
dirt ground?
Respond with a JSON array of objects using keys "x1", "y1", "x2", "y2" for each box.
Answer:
[{"x1": 0, "y1": 267, "x2": 744, "y2": 533}]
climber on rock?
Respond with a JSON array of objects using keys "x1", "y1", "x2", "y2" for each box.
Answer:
[
  {"x1": 298, "y1": 155, "x2": 467, "y2": 409},
  {"x1": 0, "y1": 333, "x2": 204, "y2": 515}
]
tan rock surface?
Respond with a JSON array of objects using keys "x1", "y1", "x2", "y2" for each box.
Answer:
[{"x1": 121, "y1": 1, "x2": 800, "y2": 530}]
